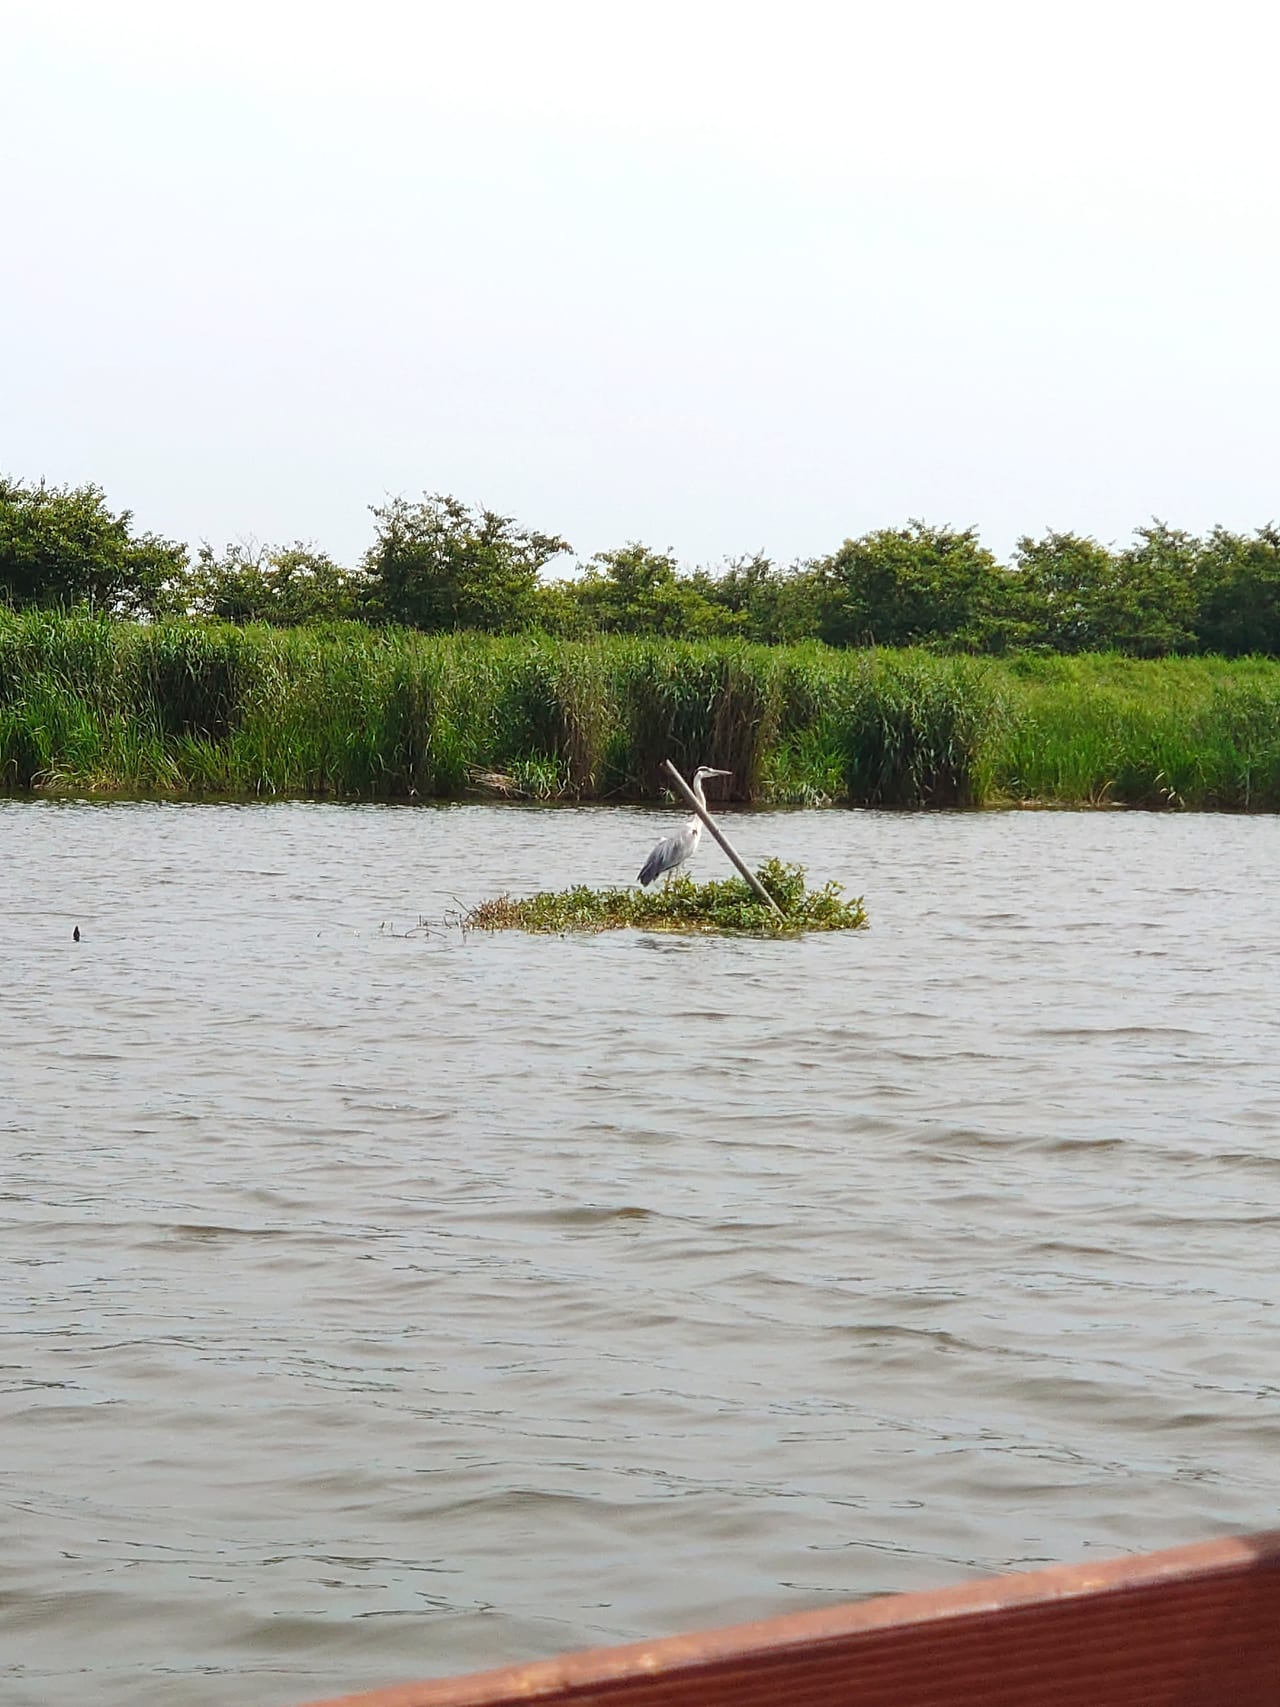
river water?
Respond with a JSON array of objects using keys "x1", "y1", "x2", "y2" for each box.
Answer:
[{"x1": 2, "y1": 799, "x2": 1278, "y2": 1706}]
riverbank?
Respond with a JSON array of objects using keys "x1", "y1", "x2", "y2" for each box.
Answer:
[{"x1": 2, "y1": 612, "x2": 1279, "y2": 809}]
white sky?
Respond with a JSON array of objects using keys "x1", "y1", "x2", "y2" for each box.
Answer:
[{"x1": 4, "y1": 0, "x2": 1279, "y2": 570}]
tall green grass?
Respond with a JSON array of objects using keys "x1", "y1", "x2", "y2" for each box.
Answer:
[
  {"x1": 2, "y1": 611, "x2": 1279, "y2": 809},
  {"x1": 994, "y1": 653, "x2": 1280, "y2": 810}
]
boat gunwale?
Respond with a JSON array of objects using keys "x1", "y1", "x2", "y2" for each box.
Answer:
[{"x1": 294, "y1": 1528, "x2": 1280, "y2": 1707}]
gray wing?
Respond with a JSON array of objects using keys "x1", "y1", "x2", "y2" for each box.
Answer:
[{"x1": 637, "y1": 825, "x2": 698, "y2": 886}]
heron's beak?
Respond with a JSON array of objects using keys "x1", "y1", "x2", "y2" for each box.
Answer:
[{"x1": 708, "y1": 769, "x2": 732, "y2": 778}]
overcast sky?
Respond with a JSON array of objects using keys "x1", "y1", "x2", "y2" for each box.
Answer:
[{"x1": 4, "y1": 0, "x2": 1278, "y2": 570}]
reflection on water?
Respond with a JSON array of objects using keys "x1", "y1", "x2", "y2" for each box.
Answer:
[{"x1": 2, "y1": 800, "x2": 1279, "y2": 1706}]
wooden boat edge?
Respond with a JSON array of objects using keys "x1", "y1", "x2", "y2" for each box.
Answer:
[{"x1": 292, "y1": 1527, "x2": 1280, "y2": 1707}]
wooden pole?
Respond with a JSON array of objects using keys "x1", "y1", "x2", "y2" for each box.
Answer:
[{"x1": 662, "y1": 760, "x2": 785, "y2": 917}]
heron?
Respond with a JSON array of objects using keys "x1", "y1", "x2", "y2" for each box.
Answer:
[{"x1": 637, "y1": 767, "x2": 732, "y2": 886}]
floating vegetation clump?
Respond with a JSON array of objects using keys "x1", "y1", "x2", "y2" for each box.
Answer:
[{"x1": 464, "y1": 858, "x2": 867, "y2": 936}]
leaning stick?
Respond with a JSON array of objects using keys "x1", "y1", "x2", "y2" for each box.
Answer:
[{"x1": 662, "y1": 760, "x2": 785, "y2": 918}]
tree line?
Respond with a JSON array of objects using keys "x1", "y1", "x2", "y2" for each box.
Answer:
[{"x1": 3, "y1": 474, "x2": 1279, "y2": 657}]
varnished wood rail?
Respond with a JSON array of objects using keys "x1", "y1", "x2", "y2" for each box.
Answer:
[{"x1": 294, "y1": 1529, "x2": 1280, "y2": 1707}]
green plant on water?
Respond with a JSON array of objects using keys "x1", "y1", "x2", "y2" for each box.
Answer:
[{"x1": 463, "y1": 858, "x2": 867, "y2": 936}]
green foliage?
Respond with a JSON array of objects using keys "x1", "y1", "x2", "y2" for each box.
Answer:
[
  {"x1": 486, "y1": 637, "x2": 617, "y2": 795},
  {"x1": 0, "y1": 706, "x2": 41, "y2": 787},
  {"x1": 1207, "y1": 674, "x2": 1280, "y2": 810},
  {"x1": 569, "y1": 543, "x2": 735, "y2": 637},
  {"x1": 1108, "y1": 523, "x2": 1202, "y2": 657},
  {"x1": 126, "y1": 623, "x2": 244, "y2": 739},
  {"x1": 1195, "y1": 525, "x2": 1280, "y2": 658},
  {"x1": 814, "y1": 521, "x2": 1006, "y2": 650},
  {"x1": 614, "y1": 641, "x2": 780, "y2": 799},
  {"x1": 1015, "y1": 523, "x2": 1212, "y2": 658},
  {"x1": 3, "y1": 612, "x2": 1280, "y2": 812},
  {"x1": 1013, "y1": 531, "x2": 1118, "y2": 653},
  {"x1": 465, "y1": 859, "x2": 868, "y2": 935},
  {"x1": 10, "y1": 465, "x2": 1280, "y2": 664},
  {"x1": 527, "y1": 577, "x2": 598, "y2": 637},
  {"x1": 833, "y1": 653, "x2": 1005, "y2": 807},
  {"x1": 0, "y1": 476, "x2": 188, "y2": 618},
  {"x1": 187, "y1": 541, "x2": 360, "y2": 625},
  {"x1": 699, "y1": 555, "x2": 827, "y2": 644},
  {"x1": 539, "y1": 552, "x2": 828, "y2": 647},
  {"x1": 993, "y1": 652, "x2": 1280, "y2": 810},
  {"x1": 361, "y1": 493, "x2": 570, "y2": 632}
]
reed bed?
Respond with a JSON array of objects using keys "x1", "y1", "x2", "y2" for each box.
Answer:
[{"x1": 2, "y1": 611, "x2": 1279, "y2": 810}]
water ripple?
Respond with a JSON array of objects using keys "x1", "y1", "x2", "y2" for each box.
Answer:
[{"x1": 2, "y1": 800, "x2": 1279, "y2": 1706}]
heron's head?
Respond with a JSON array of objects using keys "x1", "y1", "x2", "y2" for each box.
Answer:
[{"x1": 693, "y1": 766, "x2": 732, "y2": 785}]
